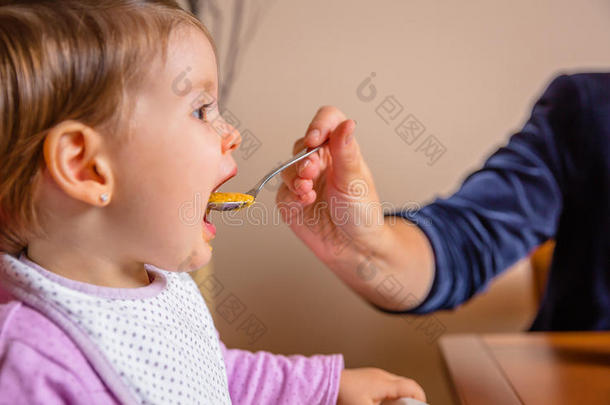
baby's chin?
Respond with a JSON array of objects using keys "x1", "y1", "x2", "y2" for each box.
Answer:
[{"x1": 174, "y1": 245, "x2": 212, "y2": 273}]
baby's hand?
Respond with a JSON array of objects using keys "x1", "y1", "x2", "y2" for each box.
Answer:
[{"x1": 337, "y1": 368, "x2": 427, "y2": 405}]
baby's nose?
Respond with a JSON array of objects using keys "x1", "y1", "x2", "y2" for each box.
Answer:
[{"x1": 219, "y1": 122, "x2": 241, "y2": 154}]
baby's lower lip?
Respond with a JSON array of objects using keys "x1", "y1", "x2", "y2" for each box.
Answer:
[{"x1": 203, "y1": 218, "x2": 216, "y2": 238}]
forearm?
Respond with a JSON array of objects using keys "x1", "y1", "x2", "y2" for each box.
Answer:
[
  {"x1": 220, "y1": 339, "x2": 343, "y2": 405},
  {"x1": 326, "y1": 216, "x2": 435, "y2": 312}
]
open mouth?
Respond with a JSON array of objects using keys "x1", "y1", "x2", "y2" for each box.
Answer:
[{"x1": 202, "y1": 168, "x2": 238, "y2": 238}]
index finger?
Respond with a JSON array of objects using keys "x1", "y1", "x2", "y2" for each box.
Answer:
[{"x1": 304, "y1": 105, "x2": 347, "y2": 148}]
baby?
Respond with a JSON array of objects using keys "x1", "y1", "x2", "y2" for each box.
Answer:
[{"x1": 0, "y1": 1, "x2": 426, "y2": 404}]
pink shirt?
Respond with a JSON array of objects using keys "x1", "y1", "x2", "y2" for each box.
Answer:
[{"x1": 0, "y1": 252, "x2": 343, "y2": 404}]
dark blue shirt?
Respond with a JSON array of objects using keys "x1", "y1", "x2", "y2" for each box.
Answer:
[{"x1": 386, "y1": 73, "x2": 610, "y2": 331}]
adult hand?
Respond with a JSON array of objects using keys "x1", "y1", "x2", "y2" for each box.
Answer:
[{"x1": 276, "y1": 106, "x2": 434, "y2": 310}]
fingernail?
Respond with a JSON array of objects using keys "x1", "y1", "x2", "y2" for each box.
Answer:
[
  {"x1": 307, "y1": 128, "x2": 320, "y2": 144},
  {"x1": 298, "y1": 159, "x2": 310, "y2": 176},
  {"x1": 345, "y1": 132, "x2": 354, "y2": 145}
]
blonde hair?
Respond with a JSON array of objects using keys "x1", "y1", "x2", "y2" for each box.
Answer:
[{"x1": 0, "y1": 0, "x2": 215, "y2": 256}]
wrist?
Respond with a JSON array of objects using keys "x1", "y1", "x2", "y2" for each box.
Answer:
[
  {"x1": 367, "y1": 214, "x2": 435, "y2": 311},
  {"x1": 322, "y1": 221, "x2": 396, "y2": 305}
]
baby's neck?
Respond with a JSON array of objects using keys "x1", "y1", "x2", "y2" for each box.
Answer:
[{"x1": 25, "y1": 245, "x2": 151, "y2": 288}]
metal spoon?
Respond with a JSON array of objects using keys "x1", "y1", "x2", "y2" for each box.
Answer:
[{"x1": 207, "y1": 139, "x2": 329, "y2": 212}]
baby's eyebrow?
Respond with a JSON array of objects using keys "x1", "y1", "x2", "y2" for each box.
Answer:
[
  {"x1": 187, "y1": 79, "x2": 217, "y2": 106},
  {"x1": 185, "y1": 79, "x2": 217, "y2": 105},
  {"x1": 191, "y1": 79, "x2": 216, "y2": 93}
]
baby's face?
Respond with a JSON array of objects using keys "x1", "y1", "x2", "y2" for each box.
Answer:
[{"x1": 110, "y1": 26, "x2": 239, "y2": 272}]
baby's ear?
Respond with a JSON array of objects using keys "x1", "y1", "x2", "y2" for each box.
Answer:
[{"x1": 43, "y1": 120, "x2": 114, "y2": 207}]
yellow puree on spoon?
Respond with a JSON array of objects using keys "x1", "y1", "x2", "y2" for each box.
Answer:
[{"x1": 208, "y1": 192, "x2": 255, "y2": 209}]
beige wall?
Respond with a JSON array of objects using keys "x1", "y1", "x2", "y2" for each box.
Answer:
[{"x1": 189, "y1": 1, "x2": 610, "y2": 403}]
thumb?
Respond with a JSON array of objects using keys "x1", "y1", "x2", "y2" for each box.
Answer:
[{"x1": 328, "y1": 119, "x2": 363, "y2": 193}]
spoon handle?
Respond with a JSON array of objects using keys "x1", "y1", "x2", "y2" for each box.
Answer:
[{"x1": 247, "y1": 139, "x2": 329, "y2": 196}]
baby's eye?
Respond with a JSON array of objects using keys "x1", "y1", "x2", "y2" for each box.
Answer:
[{"x1": 192, "y1": 102, "x2": 215, "y2": 122}]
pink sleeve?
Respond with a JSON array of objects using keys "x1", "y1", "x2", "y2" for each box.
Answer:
[
  {"x1": 0, "y1": 299, "x2": 119, "y2": 405},
  {"x1": 0, "y1": 339, "x2": 113, "y2": 405},
  {"x1": 216, "y1": 331, "x2": 344, "y2": 405}
]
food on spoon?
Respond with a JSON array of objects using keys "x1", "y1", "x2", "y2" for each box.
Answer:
[{"x1": 208, "y1": 192, "x2": 255, "y2": 209}]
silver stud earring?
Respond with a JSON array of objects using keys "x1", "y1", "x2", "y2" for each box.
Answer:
[{"x1": 100, "y1": 193, "x2": 109, "y2": 203}]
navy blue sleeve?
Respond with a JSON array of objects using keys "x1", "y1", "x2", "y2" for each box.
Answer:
[{"x1": 385, "y1": 74, "x2": 582, "y2": 314}]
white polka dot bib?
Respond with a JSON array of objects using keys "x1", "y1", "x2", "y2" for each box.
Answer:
[{"x1": 0, "y1": 252, "x2": 231, "y2": 405}]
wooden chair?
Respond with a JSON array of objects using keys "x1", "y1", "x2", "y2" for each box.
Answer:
[{"x1": 529, "y1": 239, "x2": 555, "y2": 304}]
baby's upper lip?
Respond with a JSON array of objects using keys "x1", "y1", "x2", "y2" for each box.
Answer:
[{"x1": 212, "y1": 167, "x2": 238, "y2": 193}]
